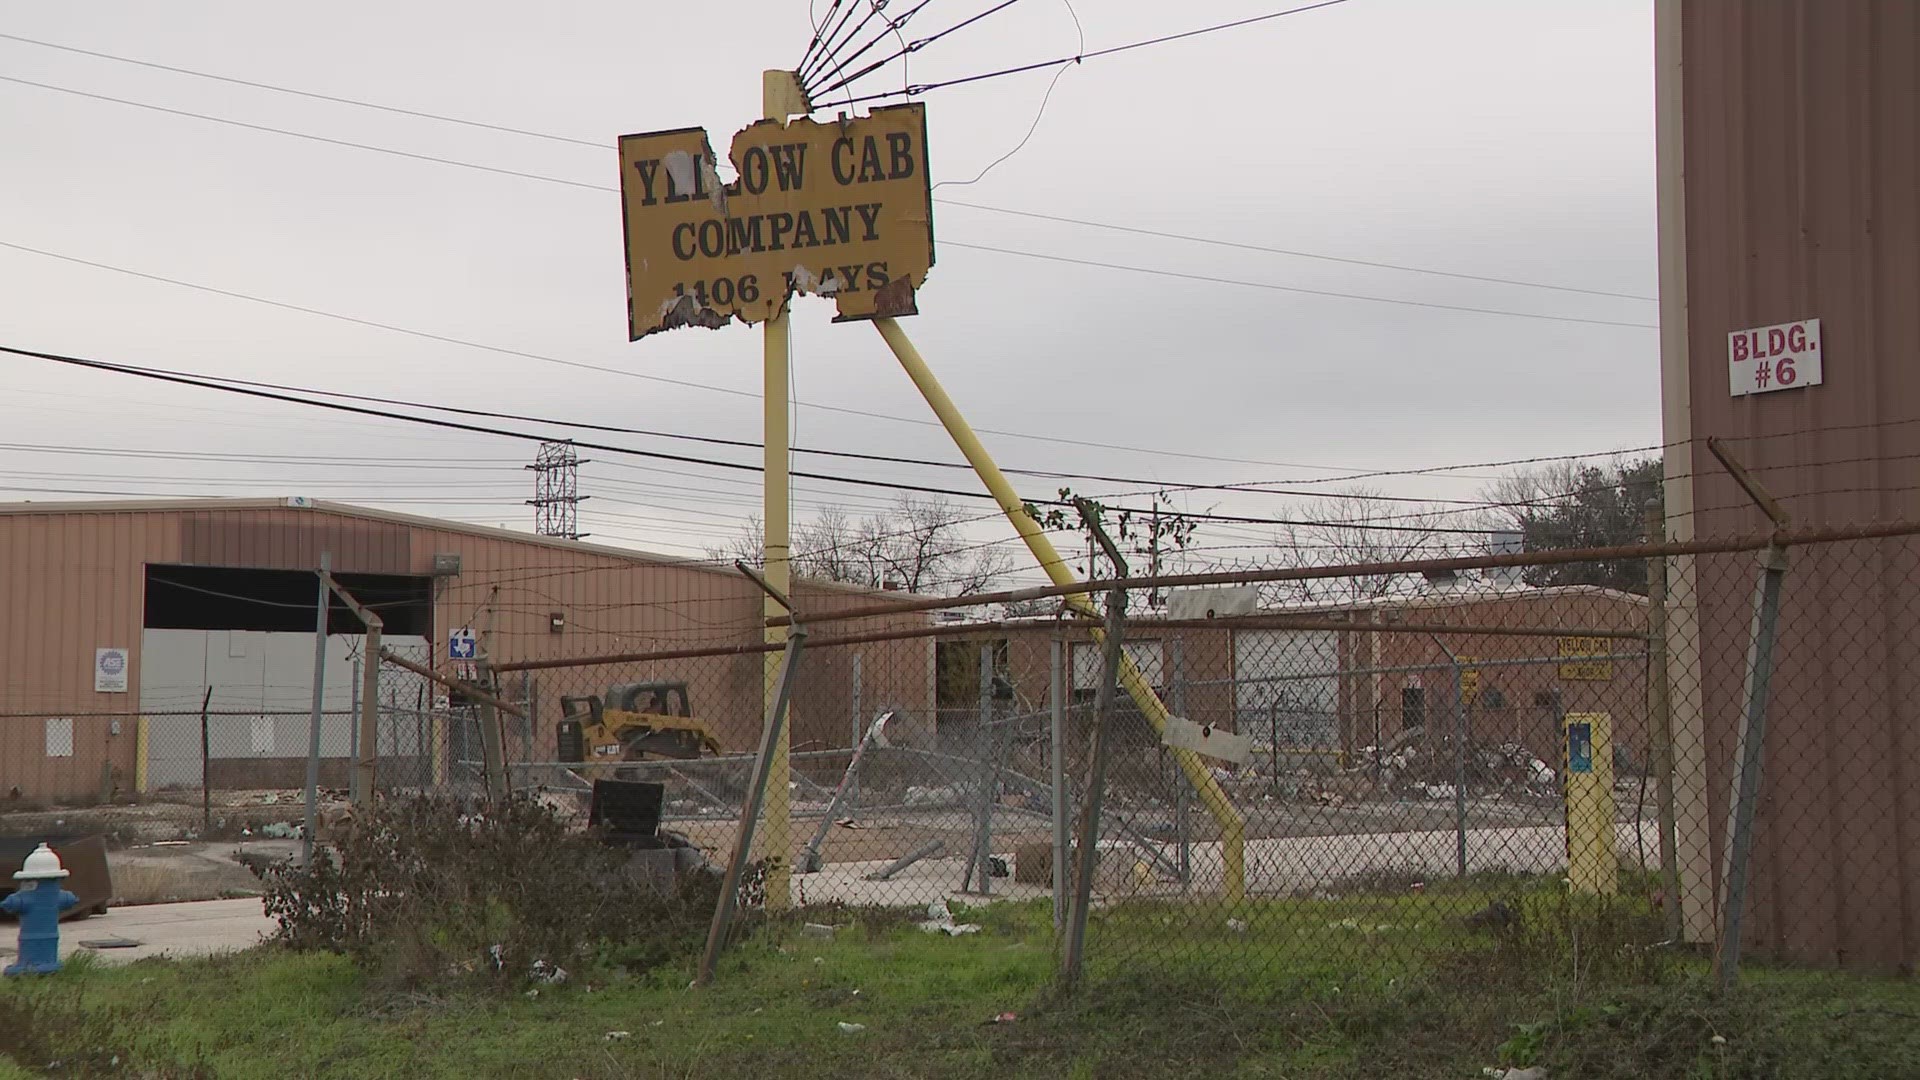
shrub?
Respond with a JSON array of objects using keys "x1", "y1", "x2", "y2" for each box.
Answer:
[{"x1": 262, "y1": 793, "x2": 723, "y2": 989}]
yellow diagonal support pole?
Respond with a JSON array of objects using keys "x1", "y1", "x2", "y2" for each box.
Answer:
[{"x1": 873, "y1": 317, "x2": 1246, "y2": 904}]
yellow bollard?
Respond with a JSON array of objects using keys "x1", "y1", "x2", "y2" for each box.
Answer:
[{"x1": 1564, "y1": 712, "x2": 1617, "y2": 895}]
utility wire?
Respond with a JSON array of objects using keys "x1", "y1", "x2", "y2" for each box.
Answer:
[
  {"x1": 801, "y1": 0, "x2": 884, "y2": 85},
  {"x1": 0, "y1": 32, "x2": 607, "y2": 149},
  {"x1": 799, "y1": 0, "x2": 853, "y2": 74},
  {"x1": 835, "y1": 0, "x2": 1356, "y2": 105},
  {"x1": 0, "y1": 237, "x2": 1464, "y2": 471},
  {"x1": 0, "y1": 28, "x2": 1652, "y2": 306},
  {"x1": 941, "y1": 241, "x2": 1659, "y2": 330},
  {"x1": 1, "y1": 343, "x2": 1504, "y2": 536},
  {"x1": 1, "y1": 354, "x2": 1639, "y2": 506},
  {"x1": 0, "y1": 75, "x2": 610, "y2": 191},
  {"x1": 806, "y1": 0, "x2": 939, "y2": 94},
  {"x1": 938, "y1": 200, "x2": 1656, "y2": 302},
  {"x1": 810, "y1": 0, "x2": 1027, "y2": 98}
]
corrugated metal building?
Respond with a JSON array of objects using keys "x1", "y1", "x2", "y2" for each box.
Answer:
[
  {"x1": 0, "y1": 498, "x2": 933, "y2": 799},
  {"x1": 1659, "y1": 0, "x2": 1919, "y2": 970}
]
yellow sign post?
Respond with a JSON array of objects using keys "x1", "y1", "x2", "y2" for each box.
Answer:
[{"x1": 1564, "y1": 711, "x2": 1617, "y2": 895}]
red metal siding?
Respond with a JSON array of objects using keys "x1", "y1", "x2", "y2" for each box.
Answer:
[
  {"x1": 0, "y1": 501, "x2": 933, "y2": 796},
  {"x1": 1680, "y1": 0, "x2": 1920, "y2": 970}
]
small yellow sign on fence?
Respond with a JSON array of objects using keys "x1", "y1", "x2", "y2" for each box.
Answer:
[{"x1": 1557, "y1": 636, "x2": 1614, "y2": 681}]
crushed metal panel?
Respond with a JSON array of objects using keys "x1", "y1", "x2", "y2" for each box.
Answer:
[
  {"x1": 618, "y1": 104, "x2": 934, "y2": 339},
  {"x1": 1161, "y1": 716, "x2": 1253, "y2": 766}
]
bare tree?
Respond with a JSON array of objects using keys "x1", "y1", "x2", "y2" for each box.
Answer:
[
  {"x1": 1259, "y1": 489, "x2": 1457, "y2": 606},
  {"x1": 708, "y1": 495, "x2": 1013, "y2": 596}
]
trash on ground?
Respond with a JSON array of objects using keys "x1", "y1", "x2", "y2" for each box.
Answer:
[
  {"x1": 837, "y1": 1022, "x2": 867, "y2": 1035},
  {"x1": 1226, "y1": 919, "x2": 1248, "y2": 934},
  {"x1": 604, "y1": 1031, "x2": 630, "y2": 1042},
  {"x1": 78, "y1": 937, "x2": 144, "y2": 950},
  {"x1": 801, "y1": 923, "x2": 836, "y2": 939}
]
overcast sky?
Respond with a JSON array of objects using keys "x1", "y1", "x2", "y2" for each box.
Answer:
[{"x1": 0, "y1": 0, "x2": 1658, "y2": 581}]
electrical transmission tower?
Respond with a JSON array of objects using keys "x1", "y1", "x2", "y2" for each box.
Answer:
[{"x1": 527, "y1": 441, "x2": 589, "y2": 540}]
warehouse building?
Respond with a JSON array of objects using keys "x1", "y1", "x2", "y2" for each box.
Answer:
[
  {"x1": 931, "y1": 583, "x2": 1649, "y2": 770},
  {"x1": 0, "y1": 497, "x2": 933, "y2": 799}
]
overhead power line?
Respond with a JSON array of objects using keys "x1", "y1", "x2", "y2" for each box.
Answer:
[
  {"x1": 0, "y1": 75, "x2": 610, "y2": 191},
  {"x1": 1, "y1": 343, "x2": 1506, "y2": 536},
  {"x1": 0, "y1": 32, "x2": 607, "y2": 149},
  {"x1": 834, "y1": 0, "x2": 1358, "y2": 105},
  {"x1": 937, "y1": 200, "x2": 1656, "y2": 302},
  {"x1": 0, "y1": 54, "x2": 1661, "y2": 318},
  {"x1": 941, "y1": 241, "x2": 1659, "y2": 330},
  {"x1": 0, "y1": 237, "x2": 1365, "y2": 471},
  {"x1": 2, "y1": 353, "x2": 1656, "y2": 506}
]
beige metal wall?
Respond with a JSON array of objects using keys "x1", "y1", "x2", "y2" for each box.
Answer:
[
  {"x1": 1675, "y1": 0, "x2": 1919, "y2": 971},
  {"x1": 0, "y1": 499, "x2": 932, "y2": 796}
]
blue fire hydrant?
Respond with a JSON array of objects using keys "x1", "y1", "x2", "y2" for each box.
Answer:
[{"x1": 4, "y1": 842, "x2": 78, "y2": 975}]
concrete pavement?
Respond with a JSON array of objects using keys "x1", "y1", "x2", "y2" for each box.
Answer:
[{"x1": 3, "y1": 897, "x2": 276, "y2": 967}]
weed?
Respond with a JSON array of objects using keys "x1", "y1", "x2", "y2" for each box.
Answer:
[{"x1": 262, "y1": 793, "x2": 723, "y2": 990}]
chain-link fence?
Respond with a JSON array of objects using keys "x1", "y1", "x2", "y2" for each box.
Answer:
[{"x1": 3, "y1": 526, "x2": 1913, "y2": 983}]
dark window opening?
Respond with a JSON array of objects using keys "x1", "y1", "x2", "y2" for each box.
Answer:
[
  {"x1": 1401, "y1": 686, "x2": 1426, "y2": 731},
  {"x1": 144, "y1": 564, "x2": 434, "y2": 635}
]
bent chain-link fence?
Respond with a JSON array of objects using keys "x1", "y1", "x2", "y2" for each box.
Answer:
[{"x1": 3, "y1": 529, "x2": 1914, "y2": 986}]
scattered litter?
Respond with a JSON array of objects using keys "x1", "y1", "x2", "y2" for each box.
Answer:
[
  {"x1": 259, "y1": 821, "x2": 302, "y2": 840},
  {"x1": 835, "y1": 818, "x2": 865, "y2": 830},
  {"x1": 604, "y1": 1031, "x2": 630, "y2": 1042},
  {"x1": 1710, "y1": 1035, "x2": 1727, "y2": 1046},
  {"x1": 919, "y1": 904, "x2": 983, "y2": 936},
  {"x1": 147, "y1": 840, "x2": 191, "y2": 848},
  {"x1": 1225, "y1": 919, "x2": 1248, "y2": 935},
  {"x1": 1410, "y1": 881, "x2": 1426, "y2": 893},
  {"x1": 488, "y1": 944, "x2": 506, "y2": 970},
  {"x1": 1416, "y1": 782, "x2": 1457, "y2": 801},
  {"x1": 813, "y1": 956, "x2": 825, "y2": 965},
  {"x1": 530, "y1": 960, "x2": 569, "y2": 985},
  {"x1": 1489, "y1": 1069, "x2": 1548, "y2": 1080},
  {"x1": 525, "y1": 989, "x2": 539, "y2": 999},
  {"x1": 836, "y1": 1022, "x2": 867, "y2": 1035},
  {"x1": 801, "y1": 923, "x2": 836, "y2": 939},
  {"x1": 79, "y1": 937, "x2": 144, "y2": 950},
  {"x1": 985, "y1": 1012, "x2": 1018, "y2": 1025},
  {"x1": 651, "y1": 1021, "x2": 665, "y2": 1028}
]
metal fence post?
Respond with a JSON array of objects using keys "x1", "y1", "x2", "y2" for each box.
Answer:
[
  {"x1": 302, "y1": 551, "x2": 330, "y2": 867},
  {"x1": 1050, "y1": 637, "x2": 1068, "y2": 933},
  {"x1": 1170, "y1": 636, "x2": 1191, "y2": 888},
  {"x1": 1064, "y1": 503, "x2": 1129, "y2": 986},
  {"x1": 199, "y1": 687, "x2": 212, "y2": 835},
  {"x1": 964, "y1": 643, "x2": 997, "y2": 894},
  {"x1": 349, "y1": 655, "x2": 361, "y2": 791},
  {"x1": 849, "y1": 652, "x2": 863, "y2": 813},
  {"x1": 1647, "y1": 503, "x2": 1682, "y2": 944},
  {"x1": 1453, "y1": 659, "x2": 1468, "y2": 878},
  {"x1": 1716, "y1": 542, "x2": 1790, "y2": 991},
  {"x1": 696, "y1": 623, "x2": 808, "y2": 987}
]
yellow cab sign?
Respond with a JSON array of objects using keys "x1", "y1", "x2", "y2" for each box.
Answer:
[
  {"x1": 1557, "y1": 637, "x2": 1614, "y2": 682},
  {"x1": 617, "y1": 104, "x2": 934, "y2": 339}
]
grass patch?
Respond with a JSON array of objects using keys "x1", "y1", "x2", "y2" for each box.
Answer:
[{"x1": 1, "y1": 883, "x2": 1913, "y2": 1078}]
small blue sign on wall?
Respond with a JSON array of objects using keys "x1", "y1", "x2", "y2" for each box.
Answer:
[{"x1": 1568, "y1": 721, "x2": 1594, "y2": 774}]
